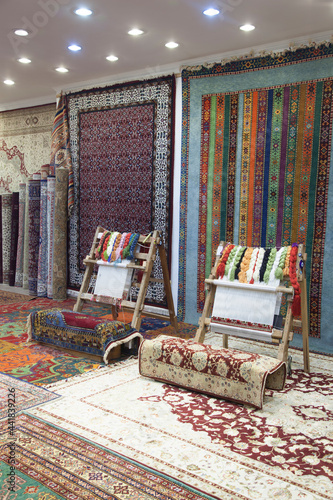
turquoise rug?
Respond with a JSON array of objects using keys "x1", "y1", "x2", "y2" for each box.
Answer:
[{"x1": 179, "y1": 43, "x2": 333, "y2": 354}]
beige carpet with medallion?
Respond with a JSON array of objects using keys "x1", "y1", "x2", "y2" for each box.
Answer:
[{"x1": 2, "y1": 334, "x2": 329, "y2": 500}]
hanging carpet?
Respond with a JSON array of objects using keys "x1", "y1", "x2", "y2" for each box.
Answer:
[
  {"x1": 179, "y1": 43, "x2": 333, "y2": 341},
  {"x1": 67, "y1": 76, "x2": 175, "y2": 306}
]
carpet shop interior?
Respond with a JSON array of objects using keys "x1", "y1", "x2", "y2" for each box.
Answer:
[{"x1": 0, "y1": 3, "x2": 332, "y2": 499}]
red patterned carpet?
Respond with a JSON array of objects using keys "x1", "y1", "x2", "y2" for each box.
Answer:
[
  {"x1": 20, "y1": 350, "x2": 333, "y2": 499},
  {"x1": 0, "y1": 296, "x2": 332, "y2": 498}
]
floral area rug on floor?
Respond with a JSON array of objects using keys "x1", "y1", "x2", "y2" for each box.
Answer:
[
  {"x1": 20, "y1": 339, "x2": 333, "y2": 500},
  {"x1": 0, "y1": 297, "x2": 189, "y2": 385}
]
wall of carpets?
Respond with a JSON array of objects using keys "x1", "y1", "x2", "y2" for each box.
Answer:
[
  {"x1": 66, "y1": 76, "x2": 175, "y2": 305},
  {"x1": 178, "y1": 44, "x2": 333, "y2": 353},
  {"x1": 0, "y1": 103, "x2": 58, "y2": 295}
]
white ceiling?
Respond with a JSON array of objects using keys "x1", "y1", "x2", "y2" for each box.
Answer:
[{"x1": 1, "y1": 0, "x2": 333, "y2": 110}]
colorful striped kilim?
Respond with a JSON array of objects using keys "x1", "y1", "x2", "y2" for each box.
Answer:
[
  {"x1": 179, "y1": 44, "x2": 333, "y2": 339},
  {"x1": 0, "y1": 414, "x2": 220, "y2": 500}
]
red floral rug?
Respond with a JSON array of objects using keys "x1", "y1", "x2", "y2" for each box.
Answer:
[{"x1": 25, "y1": 348, "x2": 333, "y2": 499}]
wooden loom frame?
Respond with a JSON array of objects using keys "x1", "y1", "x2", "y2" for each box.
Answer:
[
  {"x1": 195, "y1": 242, "x2": 310, "y2": 372},
  {"x1": 74, "y1": 226, "x2": 178, "y2": 332}
]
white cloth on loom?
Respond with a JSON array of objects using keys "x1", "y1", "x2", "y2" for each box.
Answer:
[
  {"x1": 212, "y1": 282, "x2": 280, "y2": 327},
  {"x1": 94, "y1": 260, "x2": 133, "y2": 300},
  {"x1": 210, "y1": 246, "x2": 286, "y2": 339}
]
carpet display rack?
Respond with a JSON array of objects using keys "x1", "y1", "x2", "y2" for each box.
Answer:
[
  {"x1": 74, "y1": 226, "x2": 178, "y2": 332},
  {"x1": 195, "y1": 242, "x2": 310, "y2": 373}
]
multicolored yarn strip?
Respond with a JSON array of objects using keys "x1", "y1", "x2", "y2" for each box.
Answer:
[
  {"x1": 283, "y1": 246, "x2": 292, "y2": 277},
  {"x1": 108, "y1": 232, "x2": 122, "y2": 262},
  {"x1": 121, "y1": 233, "x2": 132, "y2": 258},
  {"x1": 246, "y1": 248, "x2": 259, "y2": 284},
  {"x1": 224, "y1": 246, "x2": 239, "y2": 278},
  {"x1": 95, "y1": 230, "x2": 110, "y2": 259},
  {"x1": 263, "y1": 248, "x2": 277, "y2": 284},
  {"x1": 128, "y1": 233, "x2": 141, "y2": 260},
  {"x1": 101, "y1": 233, "x2": 112, "y2": 261},
  {"x1": 102, "y1": 232, "x2": 115, "y2": 261},
  {"x1": 252, "y1": 248, "x2": 265, "y2": 284},
  {"x1": 122, "y1": 234, "x2": 136, "y2": 260},
  {"x1": 238, "y1": 247, "x2": 253, "y2": 283},
  {"x1": 275, "y1": 246, "x2": 289, "y2": 280},
  {"x1": 216, "y1": 244, "x2": 235, "y2": 278},
  {"x1": 289, "y1": 243, "x2": 301, "y2": 316},
  {"x1": 259, "y1": 249, "x2": 271, "y2": 282},
  {"x1": 231, "y1": 247, "x2": 246, "y2": 281},
  {"x1": 115, "y1": 233, "x2": 128, "y2": 260}
]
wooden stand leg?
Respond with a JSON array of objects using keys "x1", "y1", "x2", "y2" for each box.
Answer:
[
  {"x1": 74, "y1": 226, "x2": 104, "y2": 313},
  {"x1": 73, "y1": 266, "x2": 94, "y2": 312},
  {"x1": 277, "y1": 299, "x2": 293, "y2": 364},
  {"x1": 195, "y1": 283, "x2": 216, "y2": 343},
  {"x1": 296, "y1": 244, "x2": 310, "y2": 373},
  {"x1": 130, "y1": 233, "x2": 158, "y2": 330},
  {"x1": 300, "y1": 277, "x2": 310, "y2": 373},
  {"x1": 158, "y1": 241, "x2": 178, "y2": 332}
]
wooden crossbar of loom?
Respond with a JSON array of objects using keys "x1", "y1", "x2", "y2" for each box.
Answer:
[
  {"x1": 195, "y1": 242, "x2": 310, "y2": 372},
  {"x1": 74, "y1": 226, "x2": 178, "y2": 332}
]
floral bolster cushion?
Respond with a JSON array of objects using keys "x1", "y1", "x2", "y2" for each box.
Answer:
[{"x1": 138, "y1": 335, "x2": 286, "y2": 409}]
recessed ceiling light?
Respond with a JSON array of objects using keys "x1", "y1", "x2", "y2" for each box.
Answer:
[
  {"x1": 4, "y1": 79, "x2": 15, "y2": 85},
  {"x1": 68, "y1": 44, "x2": 82, "y2": 51},
  {"x1": 128, "y1": 28, "x2": 144, "y2": 36},
  {"x1": 75, "y1": 8, "x2": 92, "y2": 16},
  {"x1": 240, "y1": 24, "x2": 255, "y2": 31},
  {"x1": 14, "y1": 29, "x2": 29, "y2": 36},
  {"x1": 165, "y1": 41, "x2": 179, "y2": 49},
  {"x1": 106, "y1": 55, "x2": 118, "y2": 62},
  {"x1": 203, "y1": 8, "x2": 220, "y2": 16},
  {"x1": 55, "y1": 67, "x2": 69, "y2": 73},
  {"x1": 18, "y1": 57, "x2": 31, "y2": 64}
]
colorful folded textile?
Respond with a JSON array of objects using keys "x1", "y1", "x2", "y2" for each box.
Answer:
[{"x1": 27, "y1": 309, "x2": 142, "y2": 364}]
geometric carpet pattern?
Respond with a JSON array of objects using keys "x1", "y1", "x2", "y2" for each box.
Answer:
[
  {"x1": 178, "y1": 43, "x2": 333, "y2": 348},
  {"x1": 0, "y1": 413, "x2": 216, "y2": 500},
  {"x1": 0, "y1": 374, "x2": 58, "y2": 420},
  {"x1": 0, "y1": 291, "x2": 33, "y2": 306}
]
